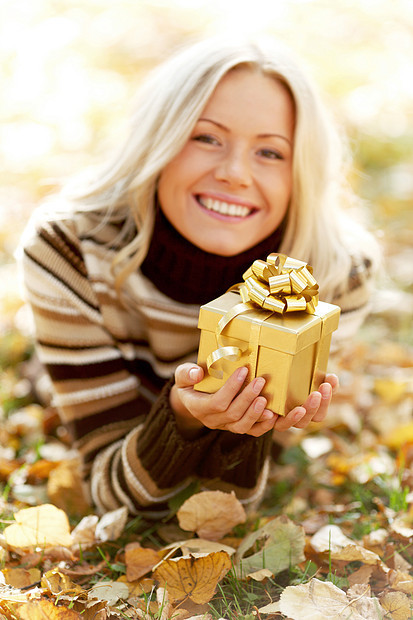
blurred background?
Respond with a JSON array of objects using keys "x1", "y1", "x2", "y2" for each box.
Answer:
[{"x1": 0, "y1": 0, "x2": 412, "y2": 339}]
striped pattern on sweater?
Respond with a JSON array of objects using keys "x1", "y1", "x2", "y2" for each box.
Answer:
[
  {"x1": 20, "y1": 210, "x2": 373, "y2": 516},
  {"x1": 20, "y1": 212, "x2": 278, "y2": 515}
]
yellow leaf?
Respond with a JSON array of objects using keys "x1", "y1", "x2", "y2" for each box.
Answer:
[
  {"x1": 1, "y1": 568, "x2": 41, "y2": 589},
  {"x1": 380, "y1": 591, "x2": 411, "y2": 620},
  {"x1": 41, "y1": 568, "x2": 83, "y2": 595},
  {"x1": 153, "y1": 551, "x2": 232, "y2": 604},
  {"x1": 3, "y1": 504, "x2": 73, "y2": 550},
  {"x1": 124, "y1": 543, "x2": 162, "y2": 581},
  {"x1": 386, "y1": 423, "x2": 413, "y2": 449},
  {"x1": 374, "y1": 378, "x2": 408, "y2": 404},
  {"x1": 17, "y1": 600, "x2": 82, "y2": 619},
  {"x1": 177, "y1": 491, "x2": 246, "y2": 541}
]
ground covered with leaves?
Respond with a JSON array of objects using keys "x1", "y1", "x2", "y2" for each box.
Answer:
[{"x1": 0, "y1": 262, "x2": 412, "y2": 620}]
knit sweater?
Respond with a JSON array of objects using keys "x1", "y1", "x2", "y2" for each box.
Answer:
[{"x1": 20, "y1": 207, "x2": 373, "y2": 516}]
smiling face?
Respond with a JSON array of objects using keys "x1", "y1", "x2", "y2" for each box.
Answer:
[{"x1": 157, "y1": 67, "x2": 295, "y2": 256}]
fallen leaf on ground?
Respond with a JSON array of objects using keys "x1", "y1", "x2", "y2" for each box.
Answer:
[
  {"x1": 47, "y1": 460, "x2": 91, "y2": 516},
  {"x1": 279, "y1": 578, "x2": 385, "y2": 620},
  {"x1": 235, "y1": 515, "x2": 305, "y2": 577},
  {"x1": 247, "y1": 568, "x2": 273, "y2": 581},
  {"x1": 17, "y1": 599, "x2": 82, "y2": 619},
  {"x1": 153, "y1": 551, "x2": 232, "y2": 604},
  {"x1": 3, "y1": 504, "x2": 73, "y2": 549},
  {"x1": 88, "y1": 580, "x2": 130, "y2": 605},
  {"x1": 95, "y1": 506, "x2": 128, "y2": 542},
  {"x1": 125, "y1": 542, "x2": 163, "y2": 581},
  {"x1": 41, "y1": 568, "x2": 83, "y2": 595},
  {"x1": 1, "y1": 568, "x2": 41, "y2": 588},
  {"x1": 177, "y1": 490, "x2": 246, "y2": 541},
  {"x1": 380, "y1": 591, "x2": 411, "y2": 620},
  {"x1": 310, "y1": 524, "x2": 382, "y2": 564},
  {"x1": 163, "y1": 538, "x2": 235, "y2": 557}
]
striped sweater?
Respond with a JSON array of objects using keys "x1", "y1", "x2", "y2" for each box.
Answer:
[{"x1": 19, "y1": 208, "x2": 373, "y2": 516}]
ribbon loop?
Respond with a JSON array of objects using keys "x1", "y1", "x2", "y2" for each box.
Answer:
[
  {"x1": 206, "y1": 253, "x2": 320, "y2": 378},
  {"x1": 240, "y1": 252, "x2": 319, "y2": 315}
]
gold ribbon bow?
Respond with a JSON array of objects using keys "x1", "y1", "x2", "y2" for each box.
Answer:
[{"x1": 207, "y1": 253, "x2": 319, "y2": 379}]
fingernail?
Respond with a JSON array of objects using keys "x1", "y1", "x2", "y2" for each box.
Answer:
[
  {"x1": 189, "y1": 368, "x2": 200, "y2": 381},
  {"x1": 320, "y1": 384, "x2": 331, "y2": 399},
  {"x1": 252, "y1": 377, "x2": 265, "y2": 394},
  {"x1": 237, "y1": 367, "x2": 248, "y2": 382},
  {"x1": 309, "y1": 392, "x2": 321, "y2": 407},
  {"x1": 262, "y1": 410, "x2": 273, "y2": 420},
  {"x1": 254, "y1": 398, "x2": 266, "y2": 414},
  {"x1": 294, "y1": 408, "x2": 306, "y2": 422}
]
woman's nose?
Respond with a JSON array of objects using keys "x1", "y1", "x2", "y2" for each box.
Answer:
[{"x1": 214, "y1": 147, "x2": 252, "y2": 187}]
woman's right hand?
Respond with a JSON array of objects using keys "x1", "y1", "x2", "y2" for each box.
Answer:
[{"x1": 170, "y1": 363, "x2": 275, "y2": 439}]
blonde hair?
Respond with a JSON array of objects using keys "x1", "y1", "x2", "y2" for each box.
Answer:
[{"x1": 62, "y1": 35, "x2": 377, "y2": 300}]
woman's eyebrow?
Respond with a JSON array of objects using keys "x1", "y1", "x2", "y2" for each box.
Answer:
[{"x1": 197, "y1": 118, "x2": 292, "y2": 146}]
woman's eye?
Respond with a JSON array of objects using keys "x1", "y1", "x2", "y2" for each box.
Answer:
[
  {"x1": 258, "y1": 148, "x2": 284, "y2": 160},
  {"x1": 192, "y1": 134, "x2": 220, "y2": 146}
]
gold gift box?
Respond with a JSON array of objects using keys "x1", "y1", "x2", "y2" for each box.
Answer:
[{"x1": 194, "y1": 291, "x2": 340, "y2": 416}]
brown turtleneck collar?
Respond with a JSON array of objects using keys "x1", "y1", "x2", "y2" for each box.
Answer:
[{"x1": 140, "y1": 208, "x2": 285, "y2": 305}]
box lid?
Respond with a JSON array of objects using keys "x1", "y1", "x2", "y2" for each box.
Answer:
[{"x1": 198, "y1": 291, "x2": 340, "y2": 355}]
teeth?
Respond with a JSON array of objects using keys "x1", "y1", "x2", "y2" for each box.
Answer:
[{"x1": 199, "y1": 197, "x2": 252, "y2": 218}]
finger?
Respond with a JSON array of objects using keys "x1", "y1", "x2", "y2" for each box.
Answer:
[
  {"x1": 245, "y1": 413, "x2": 277, "y2": 437},
  {"x1": 227, "y1": 394, "x2": 268, "y2": 433},
  {"x1": 292, "y1": 391, "x2": 322, "y2": 428},
  {"x1": 273, "y1": 406, "x2": 306, "y2": 431},
  {"x1": 208, "y1": 366, "x2": 250, "y2": 414},
  {"x1": 325, "y1": 373, "x2": 339, "y2": 393},
  {"x1": 226, "y1": 376, "x2": 266, "y2": 421},
  {"x1": 311, "y1": 382, "x2": 332, "y2": 422},
  {"x1": 175, "y1": 363, "x2": 204, "y2": 388}
]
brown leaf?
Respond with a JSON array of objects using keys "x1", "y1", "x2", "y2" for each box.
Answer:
[
  {"x1": 177, "y1": 491, "x2": 245, "y2": 541},
  {"x1": 41, "y1": 568, "x2": 83, "y2": 595},
  {"x1": 153, "y1": 551, "x2": 232, "y2": 604},
  {"x1": 17, "y1": 600, "x2": 82, "y2": 619},
  {"x1": 1, "y1": 568, "x2": 41, "y2": 589},
  {"x1": 47, "y1": 460, "x2": 90, "y2": 516},
  {"x1": 390, "y1": 570, "x2": 413, "y2": 594},
  {"x1": 380, "y1": 591, "x2": 412, "y2": 620},
  {"x1": 125, "y1": 543, "x2": 162, "y2": 581},
  {"x1": 347, "y1": 565, "x2": 373, "y2": 588}
]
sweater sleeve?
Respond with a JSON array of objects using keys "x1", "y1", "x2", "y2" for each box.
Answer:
[
  {"x1": 331, "y1": 254, "x2": 375, "y2": 349},
  {"x1": 19, "y1": 218, "x2": 270, "y2": 516}
]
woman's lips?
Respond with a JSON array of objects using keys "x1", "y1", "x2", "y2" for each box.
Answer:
[{"x1": 196, "y1": 194, "x2": 257, "y2": 219}]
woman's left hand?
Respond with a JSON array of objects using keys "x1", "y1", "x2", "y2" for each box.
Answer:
[{"x1": 269, "y1": 373, "x2": 339, "y2": 432}]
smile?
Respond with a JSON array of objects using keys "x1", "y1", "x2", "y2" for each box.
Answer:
[{"x1": 196, "y1": 196, "x2": 254, "y2": 218}]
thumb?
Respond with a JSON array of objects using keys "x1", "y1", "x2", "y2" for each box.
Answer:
[{"x1": 175, "y1": 363, "x2": 204, "y2": 388}]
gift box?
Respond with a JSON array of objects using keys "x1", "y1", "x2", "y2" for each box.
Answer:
[{"x1": 194, "y1": 253, "x2": 340, "y2": 416}]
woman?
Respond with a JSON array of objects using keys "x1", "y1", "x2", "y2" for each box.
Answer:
[{"x1": 19, "y1": 36, "x2": 377, "y2": 516}]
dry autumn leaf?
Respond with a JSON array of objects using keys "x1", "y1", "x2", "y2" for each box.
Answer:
[
  {"x1": 3, "y1": 504, "x2": 73, "y2": 550},
  {"x1": 380, "y1": 591, "x2": 411, "y2": 620},
  {"x1": 17, "y1": 600, "x2": 82, "y2": 619},
  {"x1": 41, "y1": 568, "x2": 83, "y2": 596},
  {"x1": 125, "y1": 542, "x2": 162, "y2": 581},
  {"x1": 88, "y1": 581, "x2": 130, "y2": 605},
  {"x1": 1, "y1": 568, "x2": 41, "y2": 589},
  {"x1": 235, "y1": 515, "x2": 305, "y2": 577},
  {"x1": 153, "y1": 551, "x2": 232, "y2": 604},
  {"x1": 177, "y1": 490, "x2": 246, "y2": 541},
  {"x1": 279, "y1": 578, "x2": 384, "y2": 620},
  {"x1": 310, "y1": 524, "x2": 382, "y2": 565}
]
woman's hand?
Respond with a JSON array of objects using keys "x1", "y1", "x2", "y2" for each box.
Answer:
[
  {"x1": 170, "y1": 364, "x2": 275, "y2": 439},
  {"x1": 272, "y1": 373, "x2": 339, "y2": 432},
  {"x1": 170, "y1": 364, "x2": 339, "y2": 439}
]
